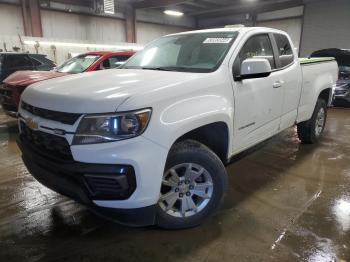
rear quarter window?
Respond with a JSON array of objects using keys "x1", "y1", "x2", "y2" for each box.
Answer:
[
  {"x1": 29, "y1": 55, "x2": 55, "y2": 66},
  {"x1": 274, "y1": 34, "x2": 294, "y2": 68}
]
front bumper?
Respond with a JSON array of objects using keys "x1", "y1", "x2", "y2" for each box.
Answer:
[{"x1": 17, "y1": 136, "x2": 158, "y2": 226}]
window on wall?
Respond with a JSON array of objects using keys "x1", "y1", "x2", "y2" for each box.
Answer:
[
  {"x1": 104, "y1": 0, "x2": 115, "y2": 14},
  {"x1": 274, "y1": 34, "x2": 294, "y2": 68}
]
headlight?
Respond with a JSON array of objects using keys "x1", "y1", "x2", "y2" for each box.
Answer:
[{"x1": 73, "y1": 108, "x2": 151, "y2": 145}]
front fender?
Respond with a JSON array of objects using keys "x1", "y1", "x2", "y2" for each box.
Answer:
[{"x1": 142, "y1": 94, "x2": 233, "y2": 152}]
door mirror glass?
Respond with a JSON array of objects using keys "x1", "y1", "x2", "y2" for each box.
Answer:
[{"x1": 237, "y1": 58, "x2": 272, "y2": 80}]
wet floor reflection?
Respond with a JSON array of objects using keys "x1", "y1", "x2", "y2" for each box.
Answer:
[
  {"x1": 333, "y1": 197, "x2": 350, "y2": 234},
  {"x1": 0, "y1": 108, "x2": 350, "y2": 261}
]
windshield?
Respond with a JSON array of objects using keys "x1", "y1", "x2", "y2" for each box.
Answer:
[
  {"x1": 123, "y1": 32, "x2": 239, "y2": 73},
  {"x1": 56, "y1": 54, "x2": 101, "y2": 73}
]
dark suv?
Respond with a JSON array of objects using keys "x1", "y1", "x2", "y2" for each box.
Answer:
[
  {"x1": 311, "y1": 48, "x2": 350, "y2": 107},
  {"x1": 0, "y1": 53, "x2": 55, "y2": 83}
]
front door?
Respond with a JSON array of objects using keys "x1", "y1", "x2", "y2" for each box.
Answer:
[{"x1": 232, "y1": 34, "x2": 284, "y2": 152}]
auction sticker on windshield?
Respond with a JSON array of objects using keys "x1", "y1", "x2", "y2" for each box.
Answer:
[{"x1": 203, "y1": 38, "x2": 232, "y2": 44}]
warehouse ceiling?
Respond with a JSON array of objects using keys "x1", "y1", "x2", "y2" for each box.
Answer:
[
  {"x1": 40, "y1": 0, "x2": 305, "y2": 18},
  {"x1": 129, "y1": 0, "x2": 304, "y2": 18}
]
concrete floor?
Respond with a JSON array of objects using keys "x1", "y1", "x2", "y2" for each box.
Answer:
[{"x1": 0, "y1": 108, "x2": 349, "y2": 262}]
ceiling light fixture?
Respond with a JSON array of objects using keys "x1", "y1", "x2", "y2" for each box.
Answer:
[{"x1": 164, "y1": 10, "x2": 184, "y2": 16}]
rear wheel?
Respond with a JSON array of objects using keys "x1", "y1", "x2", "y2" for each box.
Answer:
[
  {"x1": 156, "y1": 140, "x2": 227, "y2": 229},
  {"x1": 297, "y1": 99, "x2": 327, "y2": 144}
]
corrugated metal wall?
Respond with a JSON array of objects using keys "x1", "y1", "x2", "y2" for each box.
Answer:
[
  {"x1": 41, "y1": 10, "x2": 127, "y2": 43},
  {"x1": 136, "y1": 22, "x2": 189, "y2": 44},
  {"x1": 0, "y1": 3, "x2": 191, "y2": 64},
  {"x1": 0, "y1": 4, "x2": 24, "y2": 35},
  {"x1": 0, "y1": 3, "x2": 192, "y2": 46},
  {"x1": 257, "y1": 18, "x2": 303, "y2": 51},
  {"x1": 300, "y1": 0, "x2": 350, "y2": 56}
]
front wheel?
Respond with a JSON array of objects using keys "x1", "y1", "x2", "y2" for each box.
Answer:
[
  {"x1": 156, "y1": 140, "x2": 227, "y2": 229},
  {"x1": 297, "y1": 99, "x2": 328, "y2": 144}
]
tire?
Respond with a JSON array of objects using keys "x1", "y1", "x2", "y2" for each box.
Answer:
[
  {"x1": 156, "y1": 139, "x2": 227, "y2": 229},
  {"x1": 297, "y1": 99, "x2": 327, "y2": 144}
]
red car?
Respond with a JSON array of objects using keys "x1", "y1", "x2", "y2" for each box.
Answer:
[{"x1": 0, "y1": 51, "x2": 134, "y2": 116}]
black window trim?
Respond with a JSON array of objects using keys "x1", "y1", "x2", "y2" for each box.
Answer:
[
  {"x1": 24, "y1": 54, "x2": 35, "y2": 68},
  {"x1": 270, "y1": 32, "x2": 296, "y2": 72},
  {"x1": 29, "y1": 56, "x2": 44, "y2": 67}
]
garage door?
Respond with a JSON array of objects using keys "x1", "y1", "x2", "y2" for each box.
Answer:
[{"x1": 257, "y1": 18, "x2": 302, "y2": 53}]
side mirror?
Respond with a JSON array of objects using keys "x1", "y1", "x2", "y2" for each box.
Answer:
[{"x1": 235, "y1": 58, "x2": 272, "y2": 81}]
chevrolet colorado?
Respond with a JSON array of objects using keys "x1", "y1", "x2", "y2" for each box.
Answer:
[{"x1": 16, "y1": 27, "x2": 338, "y2": 229}]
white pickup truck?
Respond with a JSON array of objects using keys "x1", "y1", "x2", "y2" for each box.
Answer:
[{"x1": 17, "y1": 27, "x2": 338, "y2": 229}]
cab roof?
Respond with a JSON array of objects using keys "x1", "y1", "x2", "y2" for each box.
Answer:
[
  {"x1": 0, "y1": 52, "x2": 45, "y2": 55},
  {"x1": 85, "y1": 51, "x2": 135, "y2": 56},
  {"x1": 167, "y1": 26, "x2": 288, "y2": 37}
]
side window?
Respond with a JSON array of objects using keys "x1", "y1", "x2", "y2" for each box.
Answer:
[
  {"x1": 274, "y1": 34, "x2": 294, "y2": 68},
  {"x1": 6, "y1": 55, "x2": 33, "y2": 68},
  {"x1": 238, "y1": 34, "x2": 276, "y2": 70},
  {"x1": 103, "y1": 55, "x2": 131, "y2": 69}
]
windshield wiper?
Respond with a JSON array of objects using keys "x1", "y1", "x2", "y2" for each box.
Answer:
[
  {"x1": 141, "y1": 67, "x2": 175, "y2": 71},
  {"x1": 123, "y1": 66, "x2": 206, "y2": 72}
]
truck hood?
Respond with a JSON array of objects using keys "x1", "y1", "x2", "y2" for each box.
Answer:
[
  {"x1": 21, "y1": 69, "x2": 206, "y2": 114},
  {"x1": 4, "y1": 70, "x2": 68, "y2": 87}
]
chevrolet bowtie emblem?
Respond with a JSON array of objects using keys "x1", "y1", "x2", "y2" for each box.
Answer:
[{"x1": 25, "y1": 117, "x2": 38, "y2": 130}]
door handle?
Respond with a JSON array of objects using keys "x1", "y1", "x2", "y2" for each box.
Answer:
[{"x1": 273, "y1": 80, "x2": 284, "y2": 88}]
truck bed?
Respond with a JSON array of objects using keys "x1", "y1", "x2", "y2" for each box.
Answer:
[
  {"x1": 299, "y1": 57, "x2": 336, "y2": 65},
  {"x1": 297, "y1": 58, "x2": 338, "y2": 123}
]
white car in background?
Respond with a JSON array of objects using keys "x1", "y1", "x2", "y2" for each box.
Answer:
[{"x1": 17, "y1": 27, "x2": 337, "y2": 229}]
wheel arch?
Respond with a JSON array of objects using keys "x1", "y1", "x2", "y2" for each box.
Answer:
[
  {"x1": 318, "y1": 87, "x2": 332, "y2": 106},
  {"x1": 170, "y1": 121, "x2": 230, "y2": 164}
]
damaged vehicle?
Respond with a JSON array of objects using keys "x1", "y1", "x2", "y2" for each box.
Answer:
[{"x1": 311, "y1": 48, "x2": 350, "y2": 107}]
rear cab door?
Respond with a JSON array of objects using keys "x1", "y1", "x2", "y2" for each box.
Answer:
[
  {"x1": 271, "y1": 32, "x2": 302, "y2": 130},
  {"x1": 230, "y1": 31, "x2": 285, "y2": 152}
]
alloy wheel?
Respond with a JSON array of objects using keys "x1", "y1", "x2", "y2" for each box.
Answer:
[
  {"x1": 159, "y1": 163, "x2": 213, "y2": 218},
  {"x1": 315, "y1": 107, "x2": 325, "y2": 137}
]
